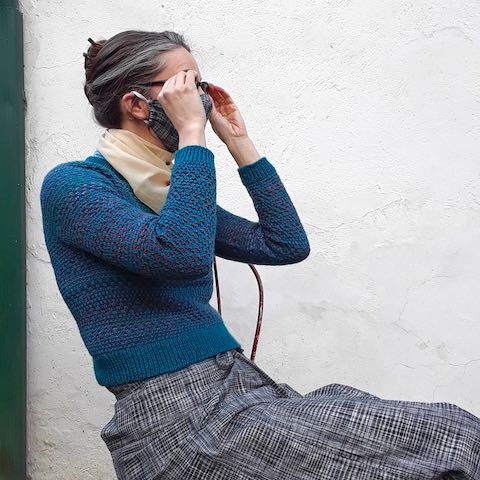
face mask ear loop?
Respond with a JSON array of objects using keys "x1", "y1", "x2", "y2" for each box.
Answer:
[{"x1": 130, "y1": 90, "x2": 151, "y2": 125}]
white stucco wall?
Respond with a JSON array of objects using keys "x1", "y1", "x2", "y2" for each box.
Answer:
[{"x1": 23, "y1": 1, "x2": 480, "y2": 478}]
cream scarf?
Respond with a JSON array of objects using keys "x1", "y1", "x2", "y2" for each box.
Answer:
[{"x1": 97, "y1": 128, "x2": 174, "y2": 214}]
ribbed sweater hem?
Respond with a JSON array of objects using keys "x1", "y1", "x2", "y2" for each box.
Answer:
[{"x1": 93, "y1": 322, "x2": 241, "y2": 386}]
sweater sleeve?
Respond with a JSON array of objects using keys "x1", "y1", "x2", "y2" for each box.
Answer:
[
  {"x1": 40, "y1": 145, "x2": 217, "y2": 279},
  {"x1": 214, "y1": 156, "x2": 310, "y2": 265}
]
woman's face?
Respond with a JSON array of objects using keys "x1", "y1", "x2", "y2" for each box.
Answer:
[{"x1": 120, "y1": 47, "x2": 206, "y2": 148}]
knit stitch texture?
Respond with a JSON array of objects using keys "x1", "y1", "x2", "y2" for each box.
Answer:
[{"x1": 40, "y1": 145, "x2": 310, "y2": 386}]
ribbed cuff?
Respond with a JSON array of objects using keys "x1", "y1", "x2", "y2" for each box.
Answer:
[
  {"x1": 174, "y1": 144, "x2": 215, "y2": 165},
  {"x1": 237, "y1": 156, "x2": 278, "y2": 186}
]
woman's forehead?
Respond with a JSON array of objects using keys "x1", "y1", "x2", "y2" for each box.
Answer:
[{"x1": 158, "y1": 49, "x2": 202, "y2": 80}]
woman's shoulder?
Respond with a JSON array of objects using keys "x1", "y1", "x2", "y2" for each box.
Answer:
[{"x1": 40, "y1": 152, "x2": 121, "y2": 204}]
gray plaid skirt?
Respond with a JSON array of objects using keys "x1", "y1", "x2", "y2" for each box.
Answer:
[{"x1": 101, "y1": 348, "x2": 480, "y2": 479}]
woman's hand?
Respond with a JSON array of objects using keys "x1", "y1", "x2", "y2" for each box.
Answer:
[
  {"x1": 157, "y1": 70, "x2": 206, "y2": 135},
  {"x1": 206, "y1": 83, "x2": 261, "y2": 167},
  {"x1": 207, "y1": 83, "x2": 249, "y2": 145}
]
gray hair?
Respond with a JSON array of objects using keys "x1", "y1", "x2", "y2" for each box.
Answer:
[{"x1": 83, "y1": 30, "x2": 191, "y2": 128}]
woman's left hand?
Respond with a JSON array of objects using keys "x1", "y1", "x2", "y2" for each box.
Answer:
[{"x1": 206, "y1": 83, "x2": 249, "y2": 145}]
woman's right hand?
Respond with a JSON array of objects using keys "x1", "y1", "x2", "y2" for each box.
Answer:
[{"x1": 157, "y1": 70, "x2": 206, "y2": 136}]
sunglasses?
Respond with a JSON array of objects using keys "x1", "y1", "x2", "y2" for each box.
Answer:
[{"x1": 133, "y1": 80, "x2": 210, "y2": 94}]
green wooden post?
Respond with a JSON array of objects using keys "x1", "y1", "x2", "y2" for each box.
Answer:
[{"x1": 0, "y1": 0, "x2": 26, "y2": 479}]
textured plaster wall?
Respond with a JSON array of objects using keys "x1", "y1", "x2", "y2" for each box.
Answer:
[{"x1": 23, "y1": 0, "x2": 480, "y2": 478}]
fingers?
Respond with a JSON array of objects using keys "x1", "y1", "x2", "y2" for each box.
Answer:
[
  {"x1": 209, "y1": 83, "x2": 234, "y2": 106},
  {"x1": 160, "y1": 70, "x2": 199, "y2": 98},
  {"x1": 207, "y1": 84, "x2": 222, "y2": 104},
  {"x1": 161, "y1": 74, "x2": 175, "y2": 94},
  {"x1": 212, "y1": 84, "x2": 230, "y2": 101},
  {"x1": 185, "y1": 70, "x2": 198, "y2": 90},
  {"x1": 172, "y1": 70, "x2": 185, "y2": 88},
  {"x1": 210, "y1": 91, "x2": 226, "y2": 112}
]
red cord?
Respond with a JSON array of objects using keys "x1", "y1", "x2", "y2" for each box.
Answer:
[
  {"x1": 213, "y1": 256, "x2": 222, "y2": 316},
  {"x1": 213, "y1": 257, "x2": 264, "y2": 362}
]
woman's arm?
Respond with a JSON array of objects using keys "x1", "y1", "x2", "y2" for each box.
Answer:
[
  {"x1": 215, "y1": 155, "x2": 310, "y2": 265},
  {"x1": 204, "y1": 83, "x2": 309, "y2": 264},
  {"x1": 40, "y1": 145, "x2": 217, "y2": 279}
]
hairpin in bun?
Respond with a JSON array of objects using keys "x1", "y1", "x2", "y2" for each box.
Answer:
[{"x1": 83, "y1": 36, "x2": 107, "y2": 83}]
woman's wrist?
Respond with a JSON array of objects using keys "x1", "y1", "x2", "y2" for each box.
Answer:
[
  {"x1": 226, "y1": 137, "x2": 261, "y2": 168},
  {"x1": 178, "y1": 127, "x2": 206, "y2": 149}
]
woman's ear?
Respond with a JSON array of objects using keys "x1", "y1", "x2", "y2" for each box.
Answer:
[{"x1": 120, "y1": 92, "x2": 149, "y2": 122}]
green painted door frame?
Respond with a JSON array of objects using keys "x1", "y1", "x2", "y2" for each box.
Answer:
[{"x1": 0, "y1": 0, "x2": 26, "y2": 479}]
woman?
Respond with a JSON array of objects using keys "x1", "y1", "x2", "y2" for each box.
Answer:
[{"x1": 40, "y1": 30, "x2": 480, "y2": 480}]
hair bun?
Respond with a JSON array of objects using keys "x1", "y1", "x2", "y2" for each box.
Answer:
[{"x1": 83, "y1": 37, "x2": 107, "y2": 84}]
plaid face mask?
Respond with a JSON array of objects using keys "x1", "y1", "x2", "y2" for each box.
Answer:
[{"x1": 131, "y1": 90, "x2": 213, "y2": 153}]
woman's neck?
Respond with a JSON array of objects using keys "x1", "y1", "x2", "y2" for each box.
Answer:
[{"x1": 119, "y1": 119, "x2": 167, "y2": 150}]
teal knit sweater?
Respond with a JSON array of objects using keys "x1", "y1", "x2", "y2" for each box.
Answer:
[{"x1": 40, "y1": 145, "x2": 310, "y2": 386}]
